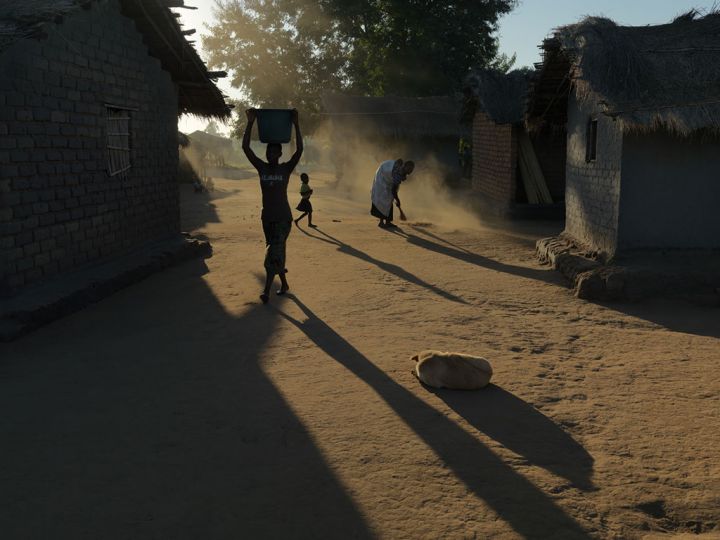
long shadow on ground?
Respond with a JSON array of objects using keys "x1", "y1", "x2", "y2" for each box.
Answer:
[
  {"x1": 0, "y1": 260, "x2": 372, "y2": 539},
  {"x1": 399, "y1": 226, "x2": 720, "y2": 339},
  {"x1": 599, "y1": 298, "x2": 720, "y2": 340},
  {"x1": 387, "y1": 226, "x2": 565, "y2": 286},
  {"x1": 295, "y1": 225, "x2": 468, "y2": 304},
  {"x1": 430, "y1": 384, "x2": 595, "y2": 491},
  {"x1": 277, "y1": 295, "x2": 594, "y2": 539}
]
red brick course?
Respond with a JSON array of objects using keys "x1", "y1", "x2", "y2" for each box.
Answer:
[{"x1": 471, "y1": 112, "x2": 517, "y2": 213}]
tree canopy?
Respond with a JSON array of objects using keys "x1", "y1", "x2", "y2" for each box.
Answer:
[
  {"x1": 318, "y1": 0, "x2": 517, "y2": 96},
  {"x1": 203, "y1": 0, "x2": 517, "y2": 124},
  {"x1": 204, "y1": 120, "x2": 221, "y2": 135},
  {"x1": 204, "y1": 1, "x2": 349, "y2": 112}
]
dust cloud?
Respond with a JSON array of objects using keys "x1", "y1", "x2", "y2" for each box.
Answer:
[
  {"x1": 306, "y1": 123, "x2": 484, "y2": 230},
  {"x1": 179, "y1": 145, "x2": 206, "y2": 182}
]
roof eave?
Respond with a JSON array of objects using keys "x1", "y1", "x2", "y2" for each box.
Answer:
[{"x1": 119, "y1": 0, "x2": 232, "y2": 118}]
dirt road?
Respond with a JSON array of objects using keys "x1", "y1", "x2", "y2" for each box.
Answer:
[{"x1": 2, "y1": 173, "x2": 719, "y2": 539}]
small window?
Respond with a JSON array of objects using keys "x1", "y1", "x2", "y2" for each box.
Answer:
[
  {"x1": 586, "y1": 118, "x2": 598, "y2": 162},
  {"x1": 106, "y1": 106, "x2": 131, "y2": 176}
]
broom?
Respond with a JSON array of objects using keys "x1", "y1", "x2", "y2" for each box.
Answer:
[{"x1": 396, "y1": 202, "x2": 407, "y2": 221}]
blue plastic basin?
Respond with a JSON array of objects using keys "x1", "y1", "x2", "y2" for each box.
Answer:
[{"x1": 256, "y1": 109, "x2": 293, "y2": 144}]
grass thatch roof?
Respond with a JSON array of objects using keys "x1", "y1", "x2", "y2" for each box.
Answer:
[
  {"x1": 526, "y1": 11, "x2": 720, "y2": 135},
  {"x1": 0, "y1": 0, "x2": 231, "y2": 119},
  {"x1": 187, "y1": 130, "x2": 234, "y2": 152},
  {"x1": 321, "y1": 94, "x2": 460, "y2": 139},
  {"x1": 465, "y1": 69, "x2": 532, "y2": 125}
]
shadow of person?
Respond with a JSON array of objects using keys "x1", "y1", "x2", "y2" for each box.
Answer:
[
  {"x1": 0, "y1": 259, "x2": 373, "y2": 539},
  {"x1": 408, "y1": 225, "x2": 477, "y2": 254},
  {"x1": 385, "y1": 226, "x2": 565, "y2": 286},
  {"x1": 276, "y1": 295, "x2": 592, "y2": 539},
  {"x1": 295, "y1": 226, "x2": 468, "y2": 304},
  {"x1": 430, "y1": 384, "x2": 595, "y2": 492}
]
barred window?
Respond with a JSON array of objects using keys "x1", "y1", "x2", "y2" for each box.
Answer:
[{"x1": 106, "y1": 106, "x2": 132, "y2": 176}]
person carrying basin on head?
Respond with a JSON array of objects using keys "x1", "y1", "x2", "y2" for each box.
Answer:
[
  {"x1": 242, "y1": 108, "x2": 303, "y2": 304},
  {"x1": 371, "y1": 158, "x2": 414, "y2": 228}
]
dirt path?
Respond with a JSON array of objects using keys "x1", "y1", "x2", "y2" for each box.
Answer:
[{"x1": 2, "y1": 173, "x2": 719, "y2": 539}]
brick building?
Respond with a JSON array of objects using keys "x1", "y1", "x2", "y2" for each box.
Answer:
[
  {"x1": 465, "y1": 69, "x2": 565, "y2": 217},
  {"x1": 527, "y1": 13, "x2": 720, "y2": 258},
  {"x1": 463, "y1": 70, "x2": 565, "y2": 217},
  {"x1": 0, "y1": 0, "x2": 230, "y2": 297}
]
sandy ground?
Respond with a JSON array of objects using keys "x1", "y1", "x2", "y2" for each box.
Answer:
[{"x1": 1, "y1": 170, "x2": 719, "y2": 540}]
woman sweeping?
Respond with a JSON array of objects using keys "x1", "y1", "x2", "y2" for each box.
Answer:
[{"x1": 370, "y1": 158, "x2": 414, "y2": 228}]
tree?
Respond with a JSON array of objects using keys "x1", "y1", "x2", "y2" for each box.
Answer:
[
  {"x1": 203, "y1": 1, "x2": 517, "y2": 129},
  {"x1": 203, "y1": 0, "x2": 349, "y2": 113},
  {"x1": 489, "y1": 52, "x2": 517, "y2": 74},
  {"x1": 319, "y1": 0, "x2": 517, "y2": 96},
  {"x1": 204, "y1": 120, "x2": 221, "y2": 135}
]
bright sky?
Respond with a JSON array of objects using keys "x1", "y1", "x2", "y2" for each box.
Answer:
[
  {"x1": 174, "y1": 2, "x2": 239, "y2": 136},
  {"x1": 497, "y1": 0, "x2": 719, "y2": 69},
  {"x1": 176, "y1": 0, "x2": 719, "y2": 136}
]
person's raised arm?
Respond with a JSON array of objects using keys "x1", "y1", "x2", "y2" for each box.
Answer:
[
  {"x1": 242, "y1": 109, "x2": 263, "y2": 170},
  {"x1": 287, "y1": 109, "x2": 304, "y2": 170}
]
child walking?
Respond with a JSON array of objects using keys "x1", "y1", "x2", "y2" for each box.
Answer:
[{"x1": 294, "y1": 172, "x2": 316, "y2": 227}]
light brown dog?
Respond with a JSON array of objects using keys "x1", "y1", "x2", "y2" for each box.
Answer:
[{"x1": 412, "y1": 350, "x2": 493, "y2": 390}]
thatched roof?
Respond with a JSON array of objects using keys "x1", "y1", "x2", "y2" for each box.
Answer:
[
  {"x1": 465, "y1": 69, "x2": 532, "y2": 125},
  {"x1": 0, "y1": 0, "x2": 231, "y2": 119},
  {"x1": 187, "y1": 130, "x2": 234, "y2": 152},
  {"x1": 321, "y1": 94, "x2": 460, "y2": 139},
  {"x1": 526, "y1": 11, "x2": 720, "y2": 135}
]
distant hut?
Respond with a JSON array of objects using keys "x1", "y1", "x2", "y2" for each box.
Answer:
[
  {"x1": 321, "y1": 94, "x2": 462, "y2": 182},
  {"x1": 465, "y1": 69, "x2": 565, "y2": 217},
  {"x1": 0, "y1": 0, "x2": 230, "y2": 297},
  {"x1": 187, "y1": 130, "x2": 234, "y2": 168},
  {"x1": 526, "y1": 12, "x2": 720, "y2": 258}
]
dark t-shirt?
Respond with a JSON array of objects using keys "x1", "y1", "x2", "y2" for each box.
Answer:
[{"x1": 254, "y1": 161, "x2": 294, "y2": 222}]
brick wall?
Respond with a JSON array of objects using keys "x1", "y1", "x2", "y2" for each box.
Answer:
[
  {"x1": 471, "y1": 111, "x2": 517, "y2": 214},
  {"x1": 564, "y1": 90, "x2": 623, "y2": 257},
  {"x1": 0, "y1": 0, "x2": 179, "y2": 296}
]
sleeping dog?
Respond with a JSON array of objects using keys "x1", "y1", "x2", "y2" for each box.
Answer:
[{"x1": 412, "y1": 350, "x2": 493, "y2": 390}]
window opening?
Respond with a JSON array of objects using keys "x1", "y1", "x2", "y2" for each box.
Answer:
[
  {"x1": 107, "y1": 106, "x2": 131, "y2": 176},
  {"x1": 586, "y1": 117, "x2": 598, "y2": 163}
]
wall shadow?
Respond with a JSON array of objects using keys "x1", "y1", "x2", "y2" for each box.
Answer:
[
  {"x1": 430, "y1": 384, "x2": 595, "y2": 491},
  {"x1": 296, "y1": 225, "x2": 468, "y2": 304},
  {"x1": 206, "y1": 167, "x2": 256, "y2": 180},
  {"x1": 474, "y1": 217, "x2": 565, "y2": 250},
  {"x1": 179, "y1": 186, "x2": 241, "y2": 231},
  {"x1": 276, "y1": 295, "x2": 593, "y2": 539},
  {"x1": 405, "y1": 226, "x2": 720, "y2": 340},
  {"x1": 386, "y1": 226, "x2": 565, "y2": 286},
  {"x1": 0, "y1": 260, "x2": 373, "y2": 539},
  {"x1": 598, "y1": 299, "x2": 720, "y2": 340}
]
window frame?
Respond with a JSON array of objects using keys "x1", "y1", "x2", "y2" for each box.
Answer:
[
  {"x1": 586, "y1": 117, "x2": 598, "y2": 163},
  {"x1": 106, "y1": 104, "x2": 134, "y2": 177}
]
